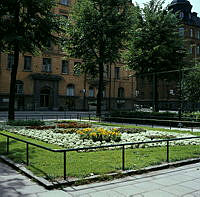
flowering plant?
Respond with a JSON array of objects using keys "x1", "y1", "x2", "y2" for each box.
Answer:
[
  {"x1": 76, "y1": 127, "x2": 121, "y2": 142},
  {"x1": 57, "y1": 122, "x2": 91, "y2": 129}
]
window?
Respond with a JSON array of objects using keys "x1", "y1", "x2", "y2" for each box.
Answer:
[
  {"x1": 61, "y1": 60, "x2": 68, "y2": 74},
  {"x1": 197, "y1": 31, "x2": 200, "y2": 39},
  {"x1": 197, "y1": 46, "x2": 200, "y2": 55},
  {"x1": 67, "y1": 84, "x2": 75, "y2": 96},
  {"x1": 103, "y1": 65, "x2": 109, "y2": 78},
  {"x1": 115, "y1": 67, "x2": 120, "y2": 79},
  {"x1": 102, "y1": 89, "x2": 106, "y2": 98},
  {"x1": 7, "y1": 54, "x2": 14, "y2": 69},
  {"x1": 42, "y1": 58, "x2": 51, "y2": 72},
  {"x1": 118, "y1": 87, "x2": 125, "y2": 98},
  {"x1": 16, "y1": 81, "x2": 24, "y2": 94},
  {"x1": 89, "y1": 87, "x2": 94, "y2": 97},
  {"x1": 60, "y1": 0, "x2": 69, "y2": 5},
  {"x1": 74, "y1": 62, "x2": 81, "y2": 75},
  {"x1": 179, "y1": 28, "x2": 184, "y2": 37},
  {"x1": 179, "y1": 12, "x2": 184, "y2": 19},
  {"x1": 24, "y1": 56, "x2": 32, "y2": 71},
  {"x1": 189, "y1": 45, "x2": 193, "y2": 54},
  {"x1": 190, "y1": 29, "x2": 193, "y2": 37}
]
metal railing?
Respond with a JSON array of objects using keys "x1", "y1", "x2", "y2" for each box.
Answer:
[
  {"x1": 104, "y1": 116, "x2": 200, "y2": 131},
  {"x1": 0, "y1": 113, "x2": 98, "y2": 122},
  {"x1": 1, "y1": 132, "x2": 200, "y2": 180}
]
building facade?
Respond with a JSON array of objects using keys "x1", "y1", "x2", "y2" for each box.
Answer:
[{"x1": 0, "y1": 0, "x2": 135, "y2": 111}]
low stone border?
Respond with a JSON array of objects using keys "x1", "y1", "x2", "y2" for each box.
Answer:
[{"x1": 0, "y1": 155, "x2": 200, "y2": 189}]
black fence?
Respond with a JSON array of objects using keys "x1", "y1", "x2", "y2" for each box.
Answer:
[
  {"x1": 1, "y1": 132, "x2": 200, "y2": 181},
  {"x1": 104, "y1": 116, "x2": 200, "y2": 131},
  {"x1": 0, "y1": 112, "x2": 98, "y2": 122}
]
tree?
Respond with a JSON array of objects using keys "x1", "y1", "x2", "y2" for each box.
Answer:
[
  {"x1": 125, "y1": 0, "x2": 186, "y2": 111},
  {"x1": 182, "y1": 64, "x2": 200, "y2": 107},
  {"x1": 64, "y1": 0, "x2": 134, "y2": 116},
  {"x1": 0, "y1": 0, "x2": 66, "y2": 120}
]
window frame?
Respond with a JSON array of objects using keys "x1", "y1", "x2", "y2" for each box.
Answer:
[
  {"x1": 67, "y1": 84, "x2": 75, "y2": 96},
  {"x1": 42, "y1": 58, "x2": 52, "y2": 72},
  {"x1": 24, "y1": 56, "x2": 32, "y2": 71},
  {"x1": 7, "y1": 54, "x2": 14, "y2": 70},
  {"x1": 61, "y1": 60, "x2": 69, "y2": 74}
]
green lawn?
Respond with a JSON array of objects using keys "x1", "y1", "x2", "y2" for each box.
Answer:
[{"x1": 0, "y1": 129, "x2": 200, "y2": 181}]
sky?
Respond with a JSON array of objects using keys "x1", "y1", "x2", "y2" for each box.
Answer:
[{"x1": 133, "y1": 0, "x2": 200, "y2": 15}]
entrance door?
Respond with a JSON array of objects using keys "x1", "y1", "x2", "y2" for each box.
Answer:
[{"x1": 40, "y1": 89, "x2": 50, "y2": 107}]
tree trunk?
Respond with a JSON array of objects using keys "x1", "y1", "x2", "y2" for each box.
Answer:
[
  {"x1": 8, "y1": 4, "x2": 20, "y2": 121},
  {"x1": 8, "y1": 46, "x2": 19, "y2": 120},
  {"x1": 96, "y1": 61, "x2": 104, "y2": 117},
  {"x1": 152, "y1": 73, "x2": 159, "y2": 112}
]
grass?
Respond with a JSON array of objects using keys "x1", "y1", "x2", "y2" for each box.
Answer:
[{"x1": 1, "y1": 129, "x2": 200, "y2": 182}]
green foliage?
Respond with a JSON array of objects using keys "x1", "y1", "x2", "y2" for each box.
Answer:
[
  {"x1": 182, "y1": 65, "x2": 200, "y2": 102},
  {"x1": 7, "y1": 120, "x2": 45, "y2": 126},
  {"x1": 124, "y1": 0, "x2": 186, "y2": 75},
  {"x1": 64, "y1": 0, "x2": 135, "y2": 115},
  {"x1": 65, "y1": 0, "x2": 134, "y2": 74},
  {"x1": 0, "y1": 0, "x2": 67, "y2": 120},
  {"x1": 0, "y1": 0, "x2": 66, "y2": 53}
]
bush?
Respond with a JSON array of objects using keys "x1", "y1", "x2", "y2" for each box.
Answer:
[{"x1": 7, "y1": 120, "x2": 45, "y2": 126}]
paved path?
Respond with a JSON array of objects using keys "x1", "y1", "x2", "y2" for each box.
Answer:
[{"x1": 1, "y1": 161, "x2": 200, "y2": 197}]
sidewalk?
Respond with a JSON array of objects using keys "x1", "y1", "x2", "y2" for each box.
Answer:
[{"x1": 1, "y1": 160, "x2": 200, "y2": 197}]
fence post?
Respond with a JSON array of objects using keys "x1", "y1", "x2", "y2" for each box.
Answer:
[
  {"x1": 122, "y1": 145, "x2": 125, "y2": 171},
  {"x1": 6, "y1": 137, "x2": 9, "y2": 154},
  {"x1": 89, "y1": 114, "x2": 91, "y2": 121},
  {"x1": 26, "y1": 143, "x2": 29, "y2": 165},
  {"x1": 166, "y1": 141, "x2": 169, "y2": 162},
  {"x1": 64, "y1": 151, "x2": 67, "y2": 180}
]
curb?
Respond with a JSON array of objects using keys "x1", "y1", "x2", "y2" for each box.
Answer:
[{"x1": 1, "y1": 155, "x2": 200, "y2": 189}]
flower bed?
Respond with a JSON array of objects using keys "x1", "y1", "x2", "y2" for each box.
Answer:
[
  {"x1": 2, "y1": 125, "x2": 200, "y2": 149},
  {"x1": 56, "y1": 122, "x2": 91, "y2": 128}
]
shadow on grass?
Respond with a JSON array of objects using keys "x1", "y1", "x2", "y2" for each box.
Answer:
[{"x1": 0, "y1": 140, "x2": 55, "y2": 181}]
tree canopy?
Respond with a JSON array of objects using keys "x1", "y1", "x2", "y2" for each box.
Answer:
[
  {"x1": 64, "y1": 0, "x2": 135, "y2": 115},
  {"x1": 125, "y1": 0, "x2": 186, "y2": 75},
  {"x1": 182, "y1": 64, "x2": 200, "y2": 103},
  {"x1": 0, "y1": 0, "x2": 67, "y2": 120},
  {"x1": 0, "y1": 0, "x2": 66, "y2": 54}
]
